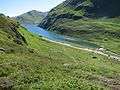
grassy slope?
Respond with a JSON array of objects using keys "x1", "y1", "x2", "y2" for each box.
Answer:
[
  {"x1": 51, "y1": 18, "x2": 120, "y2": 55},
  {"x1": 39, "y1": 0, "x2": 120, "y2": 55},
  {"x1": 0, "y1": 14, "x2": 120, "y2": 90}
]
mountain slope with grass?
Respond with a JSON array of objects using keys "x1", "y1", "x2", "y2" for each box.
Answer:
[
  {"x1": 13, "y1": 10, "x2": 48, "y2": 25},
  {"x1": 0, "y1": 13, "x2": 120, "y2": 90},
  {"x1": 39, "y1": 0, "x2": 120, "y2": 55},
  {"x1": 0, "y1": 13, "x2": 27, "y2": 48}
]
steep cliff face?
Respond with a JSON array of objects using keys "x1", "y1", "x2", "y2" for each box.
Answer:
[{"x1": 39, "y1": 0, "x2": 120, "y2": 54}]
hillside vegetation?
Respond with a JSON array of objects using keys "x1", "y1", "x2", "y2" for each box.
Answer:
[
  {"x1": 39, "y1": 0, "x2": 120, "y2": 55},
  {"x1": 13, "y1": 10, "x2": 48, "y2": 25},
  {"x1": 0, "y1": 14, "x2": 120, "y2": 90}
]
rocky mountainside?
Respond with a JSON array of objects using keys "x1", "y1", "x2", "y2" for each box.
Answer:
[
  {"x1": 13, "y1": 10, "x2": 48, "y2": 25},
  {"x1": 39, "y1": 0, "x2": 120, "y2": 54}
]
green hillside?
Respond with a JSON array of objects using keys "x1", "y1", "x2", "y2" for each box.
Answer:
[
  {"x1": 0, "y1": 14, "x2": 120, "y2": 90},
  {"x1": 13, "y1": 10, "x2": 48, "y2": 25},
  {"x1": 39, "y1": 0, "x2": 120, "y2": 55}
]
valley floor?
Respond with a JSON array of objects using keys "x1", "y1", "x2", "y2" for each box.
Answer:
[{"x1": 0, "y1": 26, "x2": 120, "y2": 90}]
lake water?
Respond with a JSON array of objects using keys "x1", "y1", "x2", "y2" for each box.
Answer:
[{"x1": 24, "y1": 24, "x2": 101, "y2": 49}]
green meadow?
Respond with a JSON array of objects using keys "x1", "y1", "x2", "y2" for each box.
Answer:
[{"x1": 0, "y1": 23, "x2": 120, "y2": 89}]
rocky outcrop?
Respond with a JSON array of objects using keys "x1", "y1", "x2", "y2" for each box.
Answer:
[
  {"x1": 40, "y1": 13, "x2": 82, "y2": 29},
  {"x1": 56, "y1": 13, "x2": 82, "y2": 20},
  {"x1": 10, "y1": 23, "x2": 27, "y2": 45},
  {"x1": 0, "y1": 14, "x2": 27, "y2": 45}
]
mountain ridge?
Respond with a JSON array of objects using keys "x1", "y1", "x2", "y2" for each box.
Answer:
[
  {"x1": 39, "y1": 0, "x2": 120, "y2": 54},
  {"x1": 13, "y1": 10, "x2": 48, "y2": 25}
]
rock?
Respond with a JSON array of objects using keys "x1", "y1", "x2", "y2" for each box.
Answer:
[
  {"x1": 0, "y1": 48, "x2": 6, "y2": 52},
  {"x1": 92, "y1": 56, "x2": 97, "y2": 59},
  {"x1": 29, "y1": 49, "x2": 35, "y2": 53},
  {"x1": 10, "y1": 24, "x2": 28, "y2": 45},
  {"x1": 63, "y1": 63, "x2": 70, "y2": 67},
  {"x1": 0, "y1": 78, "x2": 14, "y2": 90},
  {"x1": 56, "y1": 13, "x2": 82, "y2": 20}
]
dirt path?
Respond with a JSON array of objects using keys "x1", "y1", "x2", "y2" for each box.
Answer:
[{"x1": 42, "y1": 37, "x2": 120, "y2": 61}]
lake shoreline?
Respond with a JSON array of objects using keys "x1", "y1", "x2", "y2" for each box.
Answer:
[
  {"x1": 24, "y1": 24, "x2": 101, "y2": 49},
  {"x1": 42, "y1": 37, "x2": 120, "y2": 61},
  {"x1": 24, "y1": 24, "x2": 120, "y2": 61}
]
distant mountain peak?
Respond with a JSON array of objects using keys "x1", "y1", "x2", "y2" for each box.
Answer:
[{"x1": 13, "y1": 10, "x2": 48, "y2": 25}]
